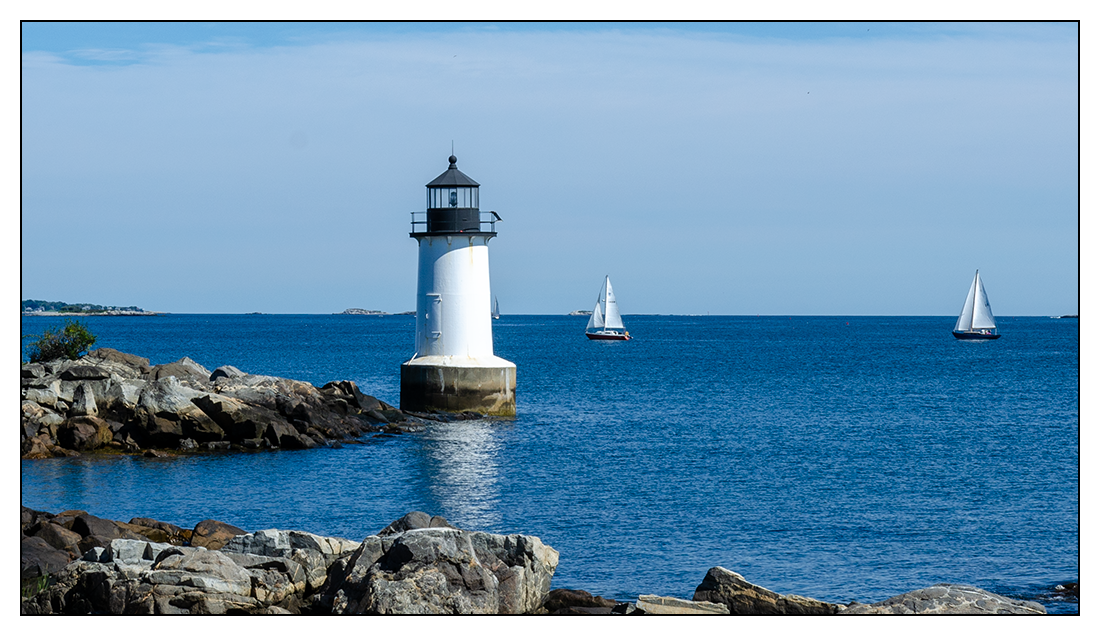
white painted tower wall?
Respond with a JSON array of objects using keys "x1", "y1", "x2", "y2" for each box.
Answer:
[{"x1": 408, "y1": 234, "x2": 514, "y2": 370}]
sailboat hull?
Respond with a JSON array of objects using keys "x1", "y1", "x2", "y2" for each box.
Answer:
[
  {"x1": 953, "y1": 331, "x2": 1000, "y2": 340},
  {"x1": 586, "y1": 331, "x2": 631, "y2": 341}
]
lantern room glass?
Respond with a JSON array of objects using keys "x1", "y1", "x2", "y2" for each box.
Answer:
[{"x1": 428, "y1": 186, "x2": 478, "y2": 209}]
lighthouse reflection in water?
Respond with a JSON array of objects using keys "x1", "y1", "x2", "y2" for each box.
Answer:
[{"x1": 417, "y1": 420, "x2": 503, "y2": 530}]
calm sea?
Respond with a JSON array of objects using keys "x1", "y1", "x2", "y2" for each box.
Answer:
[{"x1": 20, "y1": 314, "x2": 1079, "y2": 614}]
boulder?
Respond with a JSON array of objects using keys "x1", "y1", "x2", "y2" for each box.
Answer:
[
  {"x1": 210, "y1": 365, "x2": 246, "y2": 381},
  {"x1": 147, "y1": 357, "x2": 212, "y2": 385},
  {"x1": 327, "y1": 515, "x2": 558, "y2": 615},
  {"x1": 32, "y1": 521, "x2": 83, "y2": 556},
  {"x1": 190, "y1": 519, "x2": 247, "y2": 550},
  {"x1": 542, "y1": 588, "x2": 619, "y2": 614},
  {"x1": 56, "y1": 416, "x2": 113, "y2": 451},
  {"x1": 693, "y1": 566, "x2": 840, "y2": 615},
  {"x1": 191, "y1": 393, "x2": 276, "y2": 443},
  {"x1": 636, "y1": 594, "x2": 730, "y2": 615},
  {"x1": 378, "y1": 511, "x2": 456, "y2": 535},
  {"x1": 20, "y1": 536, "x2": 73, "y2": 597},
  {"x1": 87, "y1": 348, "x2": 151, "y2": 374},
  {"x1": 840, "y1": 584, "x2": 1046, "y2": 614}
]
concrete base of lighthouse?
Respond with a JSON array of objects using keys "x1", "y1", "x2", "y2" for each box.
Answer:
[{"x1": 400, "y1": 355, "x2": 516, "y2": 416}]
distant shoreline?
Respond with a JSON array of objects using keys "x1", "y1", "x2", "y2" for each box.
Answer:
[{"x1": 21, "y1": 311, "x2": 164, "y2": 317}]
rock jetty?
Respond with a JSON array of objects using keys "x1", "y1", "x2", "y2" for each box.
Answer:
[
  {"x1": 20, "y1": 348, "x2": 483, "y2": 459},
  {"x1": 21, "y1": 508, "x2": 558, "y2": 615},
  {"x1": 20, "y1": 506, "x2": 1053, "y2": 615}
]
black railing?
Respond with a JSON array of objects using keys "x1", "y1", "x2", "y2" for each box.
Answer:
[{"x1": 410, "y1": 211, "x2": 501, "y2": 234}]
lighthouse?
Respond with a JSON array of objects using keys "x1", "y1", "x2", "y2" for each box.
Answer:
[{"x1": 400, "y1": 155, "x2": 516, "y2": 416}]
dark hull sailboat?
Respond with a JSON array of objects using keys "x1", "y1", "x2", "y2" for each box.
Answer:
[
  {"x1": 585, "y1": 276, "x2": 631, "y2": 341},
  {"x1": 953, "y1": 270, "x2": 1000, "y2": 340}
]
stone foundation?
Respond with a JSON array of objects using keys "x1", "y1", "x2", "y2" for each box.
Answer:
[{"x1": 400, "y1": 362, "x2": 515, "y2": 416}]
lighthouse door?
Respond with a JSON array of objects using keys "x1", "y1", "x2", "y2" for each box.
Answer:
[{"x1": 427, "y1": 294, "x2": 443, "y2": 339}]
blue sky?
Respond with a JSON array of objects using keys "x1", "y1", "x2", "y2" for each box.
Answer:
[{"x1": 19, "y1": 21, "x2": 1079, "y2": 315}]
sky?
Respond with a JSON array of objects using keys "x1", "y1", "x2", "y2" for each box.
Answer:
[{"x1": 18, "y1": 20, "x2": 1081, "y2": 316}]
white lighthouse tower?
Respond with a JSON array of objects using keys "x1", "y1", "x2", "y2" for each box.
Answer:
[{"x1": 400, "y1": 155, "x2": 516, "y2": 416}]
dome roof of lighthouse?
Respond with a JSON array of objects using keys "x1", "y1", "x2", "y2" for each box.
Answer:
[{"x1": 426, "y1": 155, "x2": 480, "y2": 188}]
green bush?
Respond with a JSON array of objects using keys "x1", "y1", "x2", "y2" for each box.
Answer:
[{"x1": 26, "y1": 320, "x2": 97, "y2": 363}]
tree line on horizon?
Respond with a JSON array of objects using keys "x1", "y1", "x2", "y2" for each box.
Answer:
[{"x1": 21, "y1": 300, "x2": 145, "y2": 314}]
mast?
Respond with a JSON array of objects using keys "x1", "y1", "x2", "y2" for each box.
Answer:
[{"x1": 970, "y1": 270, "x2": 978, "y2": 331}]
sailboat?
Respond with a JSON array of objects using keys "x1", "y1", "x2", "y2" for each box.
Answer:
[
  {"x1": 585, "y1": 276, "x2": 631, "y2": 340},
  {"x1": 953, "y1": 269, "x2": 1000, "y2": 340},
  {"x1": 492, "y1": 297, "x2": 500, "y2": 320}
]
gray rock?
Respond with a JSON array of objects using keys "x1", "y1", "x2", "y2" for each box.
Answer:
[
  {"x1": 693, "y1": 566, "x2": 840, "y2": 615},
  {"x1": 636, "y1": 594, "x2": 730, "y2": 615},
  {"x1": 22, "y1": 363, "x2": 46, "y2": 379},
  {"x1": 86, "y1": 348, "x2": 151, "y2": 375},
  {"x1": 210, "y1": 365, "x2": 246, "y2": 381},
  {"x1": 23, "y1": 386, "x2": 59, "y2": 407},
  {"x1": 840, "y1": 584, "x2": 1046, "y2": 615},
  {"x1": 59, "y1": 365, "x2": 111, "y2": 381},
  {"x1": 328, "y1": 520, "x2": 559, "y2": 615},
  {"x1": 147, "y1": 357, "x2": 212, "y2": 385},
  {"x1": 70, "y1": 383, "x2": 98, "y2": 417}
]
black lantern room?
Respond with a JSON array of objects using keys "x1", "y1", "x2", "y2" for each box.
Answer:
[{"x1": 415, "y1": 155, "x2": 493, "y2": 235}]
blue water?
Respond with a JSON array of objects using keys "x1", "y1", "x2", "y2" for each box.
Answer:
[{"x1": 20, "y1": 314, "x2": 1079, "y2": 613}]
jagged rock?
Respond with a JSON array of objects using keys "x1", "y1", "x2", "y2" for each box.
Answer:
[
  {"x1": 693, "y1": 566, "x2": 840, "y2": 615},
  {"x1": 23, "y1": 385, "x2": 59, "y2": 407},
  {"x1": 190, "y1": 519, "x2": 247, "y2": 550},
  {"x1": 840, "y1": 584, "x2": 1046, "y2": 614},
  {"x1": 59, "y1": 365, "x2": 111, "y2": 381},
  {"x1": 191, "y1": 393, "x2": 276, "y2": 442},
  {"x1": 22, "y1": 363, "x2": 46, "y2": 379},
  {"x1": 636, "y1": 594, "x2": 731, "y2": 615},
  {"x1": 327, "y1": 515, "x2": 559, "y2": 615},
  {"x1": 70, "y1": 383, "x2": 98, "y2": 417}
]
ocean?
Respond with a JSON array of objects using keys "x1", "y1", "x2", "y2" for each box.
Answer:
[{"x1": 19, "y1": 314, "x2": 1079, "y2": 614}]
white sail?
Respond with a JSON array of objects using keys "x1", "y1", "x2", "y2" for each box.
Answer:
[
  {"x1": 971, "y1": 272, "x2": 997, "y2": 329},
  {"x1": 603, "y1": 276, "x2": 625, "y2": 330},
  {"x1": 955, "y1": 270, "x2": 997, "y2": 332},
  {"x1": 586, "y1": 298, "x2": 604, "y2": 330},
  {"x1": 492, "y1": 297, "x2": 500, "y2": 319},
  {"x1": 954, "y1": 273, "x2": 978, "y2": 332}
]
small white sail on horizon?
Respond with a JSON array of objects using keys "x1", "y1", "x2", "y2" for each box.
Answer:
[
  {"x1": 585, "y1": 275, "x2": 630, "y2": 340},
  {"x1": 953, "y1": 270, "x2": 999, "y2": 339}
]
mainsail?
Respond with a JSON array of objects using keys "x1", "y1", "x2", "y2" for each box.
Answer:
[{"x1": 603, "y1": 276, "x2": 624, "y2": 330}]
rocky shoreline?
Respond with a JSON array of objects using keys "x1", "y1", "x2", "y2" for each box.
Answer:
[
  {"x1": 20, "y1": 506, "x2": 1057, "y2": 615},
  {"x1": 20, "y1": 348, "x2": 481, "y2": 460}
]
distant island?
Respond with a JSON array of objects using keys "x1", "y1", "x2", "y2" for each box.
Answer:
[
  {"x1": 337, "y1": 308, "x2": 416, "y2": 316},
  {"x1": 569, "y1": 310, "x2": 593, "y2": 316},
  {"x1": 21, "y1": 300, "x2": 160, "y2": 317}
]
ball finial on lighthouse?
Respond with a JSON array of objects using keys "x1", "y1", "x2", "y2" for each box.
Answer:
[{"x1": 399, "y1": 155, "x2": 516, "y2": 416}]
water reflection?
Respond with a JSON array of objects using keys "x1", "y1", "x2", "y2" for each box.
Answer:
[{"x1": 416, "y1": 421, "x2": 503, "y2": 530}]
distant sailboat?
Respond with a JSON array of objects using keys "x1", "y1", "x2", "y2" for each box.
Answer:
[
  {"x1": 585, "y1": 276, "x2": 631, "y2": 341},
  {"x1": 953, "y1": 270, "x2": 1000, "y2": 340},
  {"x1": 492, "y1": 297, "x2": 500, "y2": 320}
]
